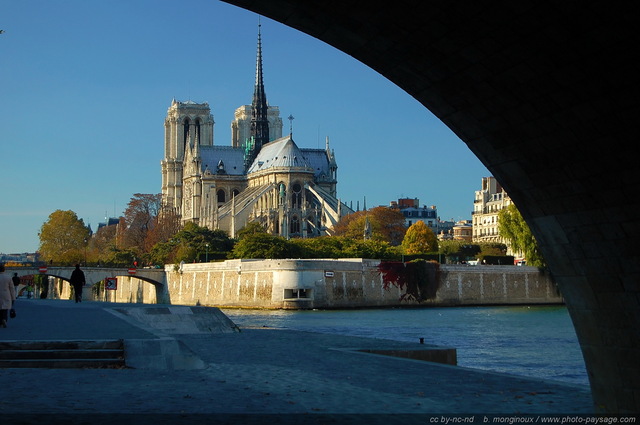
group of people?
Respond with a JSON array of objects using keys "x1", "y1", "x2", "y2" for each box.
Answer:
[
  {"x1": 12, "y1": 273, "x2": 34, "y2": 298},
  {"x1": 0, "y1": 263, "x2": 86, "y2": 328}
]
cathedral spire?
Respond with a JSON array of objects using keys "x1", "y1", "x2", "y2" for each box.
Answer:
[{"x1": 247, "y1": 20, "x2": 270, "y2": 170}]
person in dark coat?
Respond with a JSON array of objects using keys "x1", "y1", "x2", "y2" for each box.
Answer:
[{"x1": 69, "y1": 264, "x2": 85, "y2": 303}]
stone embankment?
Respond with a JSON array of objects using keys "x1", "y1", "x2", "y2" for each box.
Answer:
[{"x1": 92, "y1": 259, "x2": 561, "y2": 309}]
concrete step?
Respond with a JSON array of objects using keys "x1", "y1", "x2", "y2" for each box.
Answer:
[
  {"x1": 0, "y1": 358, "x2": 126, "y2": 368},
  {"x1": 0, "y1": 348, "x2": 124, "y2": 360},
  {"x1": 0, "y1": 340, "x2": 123, "y2": 350},
  {"x1": 0, "y1": 340, "x2": 126, "y2": 369}
]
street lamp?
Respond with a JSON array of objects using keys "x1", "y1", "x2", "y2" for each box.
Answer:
[
  {"x1": 83, "y1": 238, "x2": 87, "y2": 266},
  {"x1": 205, "y1": 243, "x2": 209, "y2": 262}
]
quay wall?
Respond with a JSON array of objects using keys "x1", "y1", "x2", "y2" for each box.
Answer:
[{"x1": 150, "y1": 259, "x2": 561, "y2": 309}]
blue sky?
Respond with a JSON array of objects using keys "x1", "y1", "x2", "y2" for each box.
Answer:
[{"x1": 0, "y1": 0, "x2": 489, "y2": 254}]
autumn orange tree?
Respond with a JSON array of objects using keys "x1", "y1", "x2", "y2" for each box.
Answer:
[
  {"x1": 332, "y1": 206, "x2": 406, "y2": 245},
  {"x1": 88, "y1": 221, "x2": 118, "y2": 264},
  {"x1": 401, "y1": 220, "x2": 438, "y2": 254}
]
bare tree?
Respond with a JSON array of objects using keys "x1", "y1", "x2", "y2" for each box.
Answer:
[
  {"x1": 119, "y1": 194, "x2": 162, "y2": 252},
  {"x1": 144, "y1": 205, "x2": 182, "y2": 252}
]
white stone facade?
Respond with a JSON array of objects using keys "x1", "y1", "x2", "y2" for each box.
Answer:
[
  {"x1": 472, "y1": 176, "x2": 513, "y2": 246},
  {"x1": 160, "y1": 100, "x2": 348, "y2": 238}
]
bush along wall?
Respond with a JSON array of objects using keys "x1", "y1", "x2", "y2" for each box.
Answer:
[{"x1": 377, "y1": 259, "x2": 441, "y2": 302}]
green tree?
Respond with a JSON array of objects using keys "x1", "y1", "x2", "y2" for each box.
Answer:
[
  {"x1": 176, "y1": 222, "x2": 234, "y2": 261},
  {"x1": 290, "y1": 236, "x2": 346, "y2": 258},
  {"x1": 289, "y1": 236, "x2": 401, "y2": 260},
  {"x1": 344, "y1": 239, "x2": 401, "y2": 259},
  {"x1": 498, "y1": 203, "x2": 545, "y2": 267},
  {"x1": 231, "y1": 233, "x2": 300, "y2": 259},
  {"x1": 476, "y1": 242, "x2": 508, "y2": 264},
  {"x1": 148, "y1": 222, "x2": 234, "y2": 265},
  {"x1": 236, "y1": 221, "x2": 268, "y2": 240},
  {"x1": 99, "y1": 247, "x2": 137, "y2": 267},
  {"x1": 438, "y1": 240, "x2": 464, "y2": 258},
  {"x1": 147, "y1": 242, "x2": 176, "y2": 266},
  {"x1": 478, "y1": 242, "x2": 507, "y2": 256},
  {"x1": 38, "y1": 210, "x2": 91, "y2": 265},
  {"x1": 401, "y1": 221, "x2": 438, "y2": 254}
]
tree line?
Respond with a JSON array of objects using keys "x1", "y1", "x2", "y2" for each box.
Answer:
[{"x1": 37, "y1": 194, "x2": 543, "y2": 267}]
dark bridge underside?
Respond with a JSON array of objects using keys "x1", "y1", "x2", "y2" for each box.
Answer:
[{"x1": 223, "y1": 1, "x2": 640, "y2": 412}]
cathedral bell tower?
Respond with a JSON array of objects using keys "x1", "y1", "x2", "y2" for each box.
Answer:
[{"x1": 161, "y1": 100, "x2": 214, "y2": 215}]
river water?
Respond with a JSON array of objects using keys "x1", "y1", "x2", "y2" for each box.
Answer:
[{"x1": 222, "y1": 305, "x2": 589, "y2": 387}]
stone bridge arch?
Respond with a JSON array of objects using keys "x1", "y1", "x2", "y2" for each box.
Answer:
[
  {"x1": 222, "y1": 1, "x2": 640, "y2": 412},
  {"x1": 7, "y1": 267, "x2": 167, "y2": 303}
]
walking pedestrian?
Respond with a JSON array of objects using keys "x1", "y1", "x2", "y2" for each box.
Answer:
[
  {"x1": 0, "y1": 264, "x2": 17, "y2": 328},
  {"x1": 69, "y1": 264, "x2": 86, "y2": 303},
  {"x1": 11, "y1": 272, "x2": 21, "y2": 298}
]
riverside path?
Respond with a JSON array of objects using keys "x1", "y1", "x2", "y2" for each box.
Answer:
[{"x1": 0, "y1": 297, "x2": 598, "y2": 424}]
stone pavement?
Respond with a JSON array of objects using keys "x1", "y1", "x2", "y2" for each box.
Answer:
[{"x1": 0, "y1": 298, "x2": 595, "y2": 424}]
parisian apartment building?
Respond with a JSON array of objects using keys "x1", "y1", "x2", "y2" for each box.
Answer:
[
  {"x1": 472, "y1": 176, "x2": 513, "y2": 247},
  {"x1": 389, "y1": 198, "x2": 458, "y2": 238}
]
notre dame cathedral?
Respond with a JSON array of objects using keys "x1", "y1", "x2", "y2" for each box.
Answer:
[{"x1": 160, "y1": 26, "x2": 352, "y2": 238}]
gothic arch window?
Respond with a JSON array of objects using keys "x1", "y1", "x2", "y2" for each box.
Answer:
[
  {"x1": 291, "y1": 182, "x2": 302, "y2": 209},
  {"x1": 290, "y1": 215, "x2": 300, "y2": 235},
  {"x1": 183, "y1": 118, "x2": 191, "y2": 150},
  {"x1": 217, "y1": 189, "x2": 226, "y2": 203},
  {"x1": 232, "y1": 189, "x2": 240, "y2": 198},
  {"x1": 278, "y1": 182, "x2": 286, "y2": 206}
]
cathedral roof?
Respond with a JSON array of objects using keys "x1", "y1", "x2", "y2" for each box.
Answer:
[
  {"x1": 193, "y1": 136, "x2": 333, "y2": 179},
  {"x1": 303, "y1": 149, "x2": 334, "y2": 181},
  {"x1": 246, "y1": 135, "x2": 313, "y2": 174},
  {"x1": 200, "y1": 146, "x2": 245, "y2": 175}
]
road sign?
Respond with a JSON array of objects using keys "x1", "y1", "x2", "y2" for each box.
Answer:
[
  {"x1": 128, "y1": 268, "x2": 136, "y2": 275},
  {"x1": 105, "y1": 277, "x2": 117, "y2": 290},
  {"x1": 38, "y1": 266, "x2": 47, "y2": 273}
]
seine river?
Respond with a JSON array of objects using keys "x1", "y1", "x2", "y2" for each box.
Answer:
[{"x1": 222, "y1": 305, "x2": 589, "y2": 387}]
